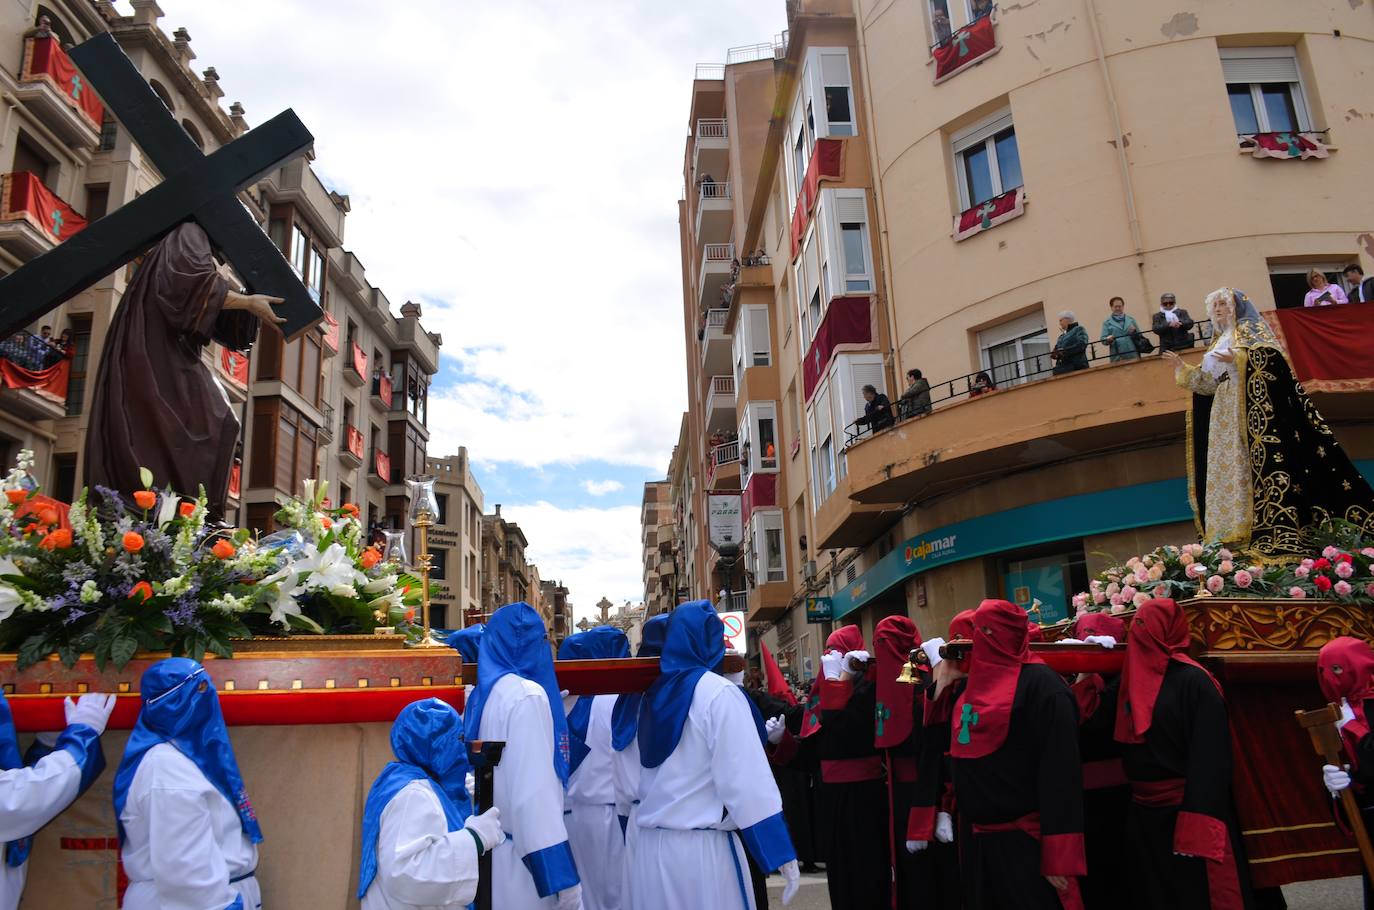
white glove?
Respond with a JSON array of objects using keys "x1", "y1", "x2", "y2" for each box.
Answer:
[
  {"x1": 1057, "y1": 638, "x2": 1084, "y2": 645},
  {"x1": 921, "y1": 637, "x2": 945, "y2": 668},
  {"x1": 462, "y1": 806, "x2": 505, "y2": 854},
  {"x1": 935, "y1": 811, "x2": 955, "y2": 843},
  {"x1": 561, "y1": 689, "x2": 576, "y2": 713},
  {"x1": 65, "y1": 693, "x2": 116, "y2": 735},
  {"x1": 779, "y1": 858, "x2": 801, "y2": 905},
  {"x1": 906, "y1": 839, "x2": 928, "y2": 853},
  {"x1": 821, "y1": 652, "x2": 844, "y2": 681},
  {"x1": 553, "y1": 884, "x2": 583, "y2": 910},
  {"x1": 1324, "y1": 763, "x2": 1352, "y2": 796},
  {"x1": 766, "y1": 714, "x2": 786, "y2": 745},
  {"x1": 1083, "y1": 635, "x2": 1118, "y2": 649},
  {"x1": 465, "y1": 771, "x2": 476, "y2": 801},
  {"x1": 842, "y1": 650, "x2": 871, "y2": 674},
  {"x1": 1338, "y1": 698, "x2": 1357, "y2": 731}
]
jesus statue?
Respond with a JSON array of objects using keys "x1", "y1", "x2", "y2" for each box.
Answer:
[
  {"x1": 1164, "y1": 287, "x2": 1374, "y2": 560},
  {"x1": 83, "y1": 222, "x2": 285, "y2": 518}
]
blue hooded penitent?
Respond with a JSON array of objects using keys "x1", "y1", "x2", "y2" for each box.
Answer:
[
  {"x1": 112, "y1": 658, "x2": 262, "y2": 845},
  {"x1": 611, "y1": 613, "x2": 670, "y2": 752},
  {"x1": 557, "y1": 626, "x2": 630, "y2": 776},
  {"x1": 358, "y1": 698, "x2": 472, "y2": 899},
  {"x1": 638, "y1": 601, "x2": 724, "y2": 768},
  {"x1": 447, "y1": 623, "x2": 484, "y2": 666},
  {"x1": 463, "y1": 602, "x2": 571, "y2": 784}
]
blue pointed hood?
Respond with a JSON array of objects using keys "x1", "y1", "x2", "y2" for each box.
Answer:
[
  {"x1": 359, "y1": 698, "x2": 471, "y2": 898},
  {"x1": 558, "y1": 626, "x2": 630, "y2": 776},
  {"x1": 447, "y1": 623, "x2": 484, "y2": 666},
  {"x1": 638, "y1": 601, "x2": 724, "y2": 768},
  {"x1": 612, "y1": 614, "x2": 670, "y2": 751},
  {"x1": 463, "y1": 602, "x2": 570, "y2": 784}
]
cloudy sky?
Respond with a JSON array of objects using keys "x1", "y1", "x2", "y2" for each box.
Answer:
[{"x1": 134, "y1": 1, "x2": 787, "y2": 619}]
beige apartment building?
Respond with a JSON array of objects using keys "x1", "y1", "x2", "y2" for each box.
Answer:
[
  {"x1": 676, "y1": 0, "x2": 1374, "y2": 682},
  {"x1": 640, "y1": 480, "x2": 676, "y2": 616},
  {"x1": 539, "y1": 578, "x2": 571, "y2": 646},
  {"x1": 481, "y1": 504, "x2": 530, "y2": 616},
  {"x1": 426, "y1": 450, "x2": 483, "y2": 629}
]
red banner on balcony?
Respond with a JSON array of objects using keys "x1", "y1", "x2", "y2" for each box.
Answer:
[
  {"x1": 346, "y1": 425, "x2": 365, "y2": 459},
  {"x1": 376, "y1": 373, "x2": 394, "y2": 408},
  {"x1": 0, "y1": 356, "x2": 69, "y2": 402},
  {"x1": 22, "y1": 36, "x2": 105, "y2": 129},
  {"x1": 933, "y1": 14, "x2": 997, "y2": 84},
  {"x1": 1240, "y1": 131, "x2": 1331, "y2": 160},
  {"x1": 790, "y1": 138, "x2": 846, "y2": 258},
  {"x1": 953, "y1": 186, "x2": 1025, "y2": 242},
  {"x1": 0, "y1": 172, "x2": 87, "y2": 243},
  {"x1": 1263, "y1": 305, "x2": 1374, "y2": 393},
  {"x1": 228, "y1": 461, "x2": 241, "y2": 498},
  {"x1": 803, "y1": 296, "x2": 873, "y2": 401},
  {"x1": 351, "y1": 342, "x2": 368, "y2": 378},
  {"x1": 322, "y1": 312, "x2": 340, "y2": 352},
  {"x1": 220, "y1": 348, "x2": 248, "y2": 387},
  {"x1": 374, "y1": 449, "x2": 392, "y2": 482}
]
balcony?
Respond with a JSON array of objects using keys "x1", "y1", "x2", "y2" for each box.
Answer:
[
  {"x1": 371, "y1": 372, "x2": 394, "y2": 409},
  {"x1": 694, "y1": 181, "x2": 732, "y2": 245},
  {"x1": 0, "y1": 173, "x2": 87, "y2": 260},
  {"x1": 369, "y1": 448, "x2": 391, "y2": 488},
  {"x1": 321, "y1": 313, "x2": 339, "y2": 357},
  {"x1": 706, "y1": 440, "x2": 740, "y2": 492},
  {"x1": 697, "y1": 243, "x2": 735, "y2": 311},
  {"x1": 706, "y1": 374, "x2": 736, "y2": 425},
  {"x1": 692, "y1": 118, "x2": 729, "y2": 182},
  {"x1": 340, "y1": 424, "x2": 365, "y2": 467},
  {"x1": 699, "y1": 307, "x2": 731, "y2": 374},
  {"x1": 746, "y1": 581, "x2": 792, "y2": 624},
  {"x1": 344, "y1": 342, "x2": 367, "y2": 387},
  {"x1": 15, "y1": 35, "x2": 103, "y2": 148},
  {"x1": 316, "y1": 403, "x2": 335, "y2": 442},
  {"x1": 657, "y1": 554, "x2": 675, "y2": 579},
  {"x1": 0, "y1": 331, "x2": 68, "y2": 421}
]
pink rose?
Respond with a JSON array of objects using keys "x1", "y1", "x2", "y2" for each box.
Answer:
[
  {"x1": 1093, "y1": 591, "x2": 1107, "y2": 605},
  {"x1": 1110, "y1": 593, "x2": 1124, "y2": 607},
  {"x1": 1148, "y1": 563, "x2": 1164, "y2": 582},
  {"x1": 1121, "y1": 585, "x2": 1138, "y2": 601},
  {"x1": 1218, "y1": 560, "x2": 1234, "y2": 574},
  {"x1": 1301, "y1": 558, "x2": 1315, "y2": 570},
  {"x1": 1110, "y1": 603, "x2": 1127, "y2": 615},
  {"x1": 1180, "y1": 553, "x2": 1194, "y2": 566},
  {"x1": 1233, "y1": 569, "x2": 1253, "y2": 589},
  {"x1": 1294, "y1": 566, "x2": 1310, "y2": 579},
  {"x1": 1366, "y1": 582, "x2": 1374, "y2": 598},
  {"x1": 1362, "y1": 548, "x2": 1374, "y2": 559},
  {"x1": 1248, "y1": 565, "x2": 1262, "y2": 574},
  {"x1": 1089, "y1": 579, "x2": 1103, "y2": 592},
  {"x1": 1142, "y1": 555, "x2": 1155, "y2": 568},
  {"x1": 1153, "y1": 584, "x2": 1169, "y2": 598},
  {"x1": 1336, "y1": 561, "x2": 1354, "y2": 579},
  {"x1": 1133, "y1": 573, "x2": 1150, "y2": 588},
  {"x1": 1335, "y1": 580, "x2": 1353, "y2": 597},
  {"x1": 1186, "y1": 562, "x2": 1207, "y2": 579},
  {"x1": 1323, "y1": 545, "x2": 1340, "y2": 560},
  {"x1": 1289, "y1": 586, "x2": 1307, "y2": 599},
  {"x1": 1206, "y1": 574, "x2": 1225, "y2": 594},
  {"x1": 1072, "y1": 593, "x2": 1089, "y2": 609},
  {"x1": 1106, "y1": 582, "x2": 1120, "y2": 597},
  {"x1": 1218, "y1": 548, "x2": 1233, "y2": 561},
  {"x1": 1132, "y1": 592, "x2": 1149, "y2": 607}
]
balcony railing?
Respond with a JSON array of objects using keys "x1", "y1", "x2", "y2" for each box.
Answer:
[
  {"x1": 728, "y1": 590, "x2": 748, "y2": 613},
  {"x1": 317, "y1": 403, "x2": 335, "y2": 441},
  {"x1": 710, "y1": 375, "x2": 735, "y2": 397},
  {"x1": 844, "y1": 319, "x2": 1216, "y2": 445},
  {"x1": 19, "y1": 34, "x2": 104, "y2": 130},
  {"x1": 0, "y1": 330, "x2": 70, "y2": 403},
  {"x1": 372, "y1": 448, "x2": 392, "y2": 483},
  {"x1": 344, "y1": 424, "x2": 365, "y2": 460},
  {"x1": 696, "y1": 118, "x2": 727, "y2": 140},
  {"x1": 348, "y1": 342, "x2": 368, "y2": 380},
  {"x1": 703, "y1": 243, "x2": 735, "y2": 263},
  {"x1": 699, "y1": 182, "x2": 731, "y2": 202},
  {"x1": 0, "y1": 172, "x2": 86, "y2": 245},
  {"x1": 371, "y1": 372, "x2": 393, "y2": 408},
  {"x1": 694, "y1": 64, "x2": 725, "y2": 80},
  {"x1": 706, "y1": 308, "x2": 729, "y2": 329}
]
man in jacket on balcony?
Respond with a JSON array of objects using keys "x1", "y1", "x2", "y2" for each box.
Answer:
[
  {"x1": 855, "y1": 385, "x2": 895, "y2": 436},
  {"x1": 898, "y1": 369, "x2": 932, "y2": 419},
  {"x1": 1151, "y1": 293, "x2": 1196, "y2": 352},
  {"x1": 1050, "y1": 312, "x2": 1090, "y2": 375}
]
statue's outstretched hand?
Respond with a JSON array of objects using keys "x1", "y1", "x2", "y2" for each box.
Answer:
[{"x1": 225, "y1": 290, "x2": 286, "y2": 328}]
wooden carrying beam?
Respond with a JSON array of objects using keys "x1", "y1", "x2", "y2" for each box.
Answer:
[{"x1": 1295, "y1": 704, "x2": 1374, "y2": 881}]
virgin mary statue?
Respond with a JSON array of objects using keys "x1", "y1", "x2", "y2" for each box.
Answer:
[{"x1": 1167, "y1": 287, "x2": 1374, "y2": 560}]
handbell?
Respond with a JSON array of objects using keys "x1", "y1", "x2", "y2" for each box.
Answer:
[{"x1": 896, "y1": 647, "x2": 932, "y2": 686}]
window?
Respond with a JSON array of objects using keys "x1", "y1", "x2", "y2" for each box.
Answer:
[
  {"x1": 952, "y1": 111, "x2": 1022, "y2": 209},
  {"x1": 745, "y1": 401, "x2": 779, "y2": 475},
  {"x1": 11, "y1": 134, "x2": 52, "y2": 187},
  {"x1": 51, "y1": 453, "x2": 76, "y2": 503},
  {"x1": 822, "y1": 190, "x2": 872, "y2": 295},
  {"x1": 436, "y1": 493, "x2": 449, "y2": 526},
  {"x1": 1220, "y1": 48, "x2": 1311, "y2": 134},
  {"x1": 181, "y1": 119, "x2": 205, "y2": 151},
  {"x1": 927, "y1": 0, "x2": 992, "y2": 45},
  {"x1": 85, "y1": 185, "x2": 109, "y2": 221},
  {"x1": 752, "y1": 511, "x2": 787, "y2": 584},
  {"x1": 1268, "y1": 261, "x2": 1346, "y2": 310},
  {"x1": 819, "y1": 51, "x2": 855, "y2": 137},
  {"x1": 64, "y1": 315, "x2": 92, "y2": 416},
  {"x1": 98, "y1": 115, "x2": 118, "y2": 151},
  {"x1": 808, "y1": 385, "x2": 836, "y2": 506},
  {"x1": 977, "y1": 312, "x2": 1051, "y2": 389},
  {"x1": 148, "y1": 79, "x2": 174, "y2": 113},
  {"x1": 430, "y1": 547, "x2": 448, "y2": 581},
  {"x1": 291, "y1": 225, "x2": 308, "y2": 278},
  {"x1": 734, "y1": 306, "x2": 772, "y2": 379},
  {"x1": 829, "y1": 353, "x2": 885, "y2": 451},
  {"x1": 308, "y1": 246, "x2": 325, "y2": 302}
]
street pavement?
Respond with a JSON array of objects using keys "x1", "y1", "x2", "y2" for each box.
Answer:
[{"x1": 763, "y1": 871, "x2": 1363, "y2": 909}]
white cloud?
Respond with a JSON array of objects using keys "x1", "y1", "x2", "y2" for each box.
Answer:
[
  {"x1": 498, "y1": 501, "x2": 644, "y2": 618},
  {"x1": 581, "y1": 479, "x2": 625, "y2": 496}
]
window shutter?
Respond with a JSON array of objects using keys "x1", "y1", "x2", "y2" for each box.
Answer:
[
  {"x1": 820, "y1": 50, "x2": 852, "y2": 88},
  {"x1": 835, "y1": 191, "x2": 867, "y2": 224},
  {"x1": 748, "y1": 307, "x2": 771, "y2": 363},
  {"x1": 814, "y1": 383, "x2": 832, "y2": 443},
  {"x1": 1220, "y1": 52, "x2": 1299, "y2": 84}
]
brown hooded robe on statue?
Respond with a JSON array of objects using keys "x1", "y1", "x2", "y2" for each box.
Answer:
[{"x1": 84, "y1": 222, "x2": 258, "y2": 517}]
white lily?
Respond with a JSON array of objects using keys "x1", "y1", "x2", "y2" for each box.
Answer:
[
  {"x1": 0, "y1": 555, "x2": 18, "y2": 578},
  {"x1": 260, "y1": 566, "x2": 305, "y2": 627},
  {"x1": 0, "y1": 585, "x2": 20, "y2": 621},
  {"x1": 363, "y1": 574, "x2": 398, "y2": 594},
  {"x1": 298, "y1": 543, "x2": 365, "y2": 595},
  {"x1": 157, "y1": 492, "x2": 179, "y2": 529}
]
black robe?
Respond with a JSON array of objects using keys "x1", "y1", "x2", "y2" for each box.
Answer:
[
  {"x1": 913, "y1": 679, "x2": 968, "y2": 907},
  {"x1": 817, "y1": 676, "x2": 891, "y2": 910},
  {"x1": 85, "y1": 223, "x2": 258, "y2": 518},
  {"x1": 1120, "y1": 662, "x2": 1254, "y2": 910},
  {"x1": 952, "y1": 664, "x2": 1084, "y2": 910},
  {"x1": 1072, "y1": 673, "x2": 1130, "y2": 909}
]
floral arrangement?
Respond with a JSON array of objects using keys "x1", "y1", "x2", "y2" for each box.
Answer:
[
  {"x1": 0, "y1": 451, "x2": 424, "y2": 670},
  {"x1": 1073, "y1": 522, "x2": 1374, "y2": 617}
]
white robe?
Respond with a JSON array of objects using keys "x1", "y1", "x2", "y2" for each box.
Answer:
[
  {"x1": 478, "y1": 674, "x2": 577, "y2": 909},
  {"x1": 360, "y1": 779, "x2": 480, "y2": 910},
  {"x1": 610, "y1": 737, "x2": 642, "y2": 910},
  {"x1": 565, "y1": 695, "x2": 623, "y2": 910},
  {"x1": 0, "y1": 746, "x2": 82, "y2": 910},
  {"x1": 119, "y1": 743, "x2": 261, "y2": 910},
  {"x1": 628, "y1": 674, "x2": 786, "y2": 910}
]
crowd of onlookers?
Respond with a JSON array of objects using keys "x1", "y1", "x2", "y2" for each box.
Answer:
[{"x1": 0, "y1": 324, "x2": 74, "y2": 372}]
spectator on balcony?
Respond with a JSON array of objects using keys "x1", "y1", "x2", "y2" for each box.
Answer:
[
  {"x1": 55, "y1": 328, "x2": 74, "y2": 360},
  {"x1": 970, "y1": 371, "x2": 997, "y2": 397},
  {"x1": 29, "y1": 326, "x2": 57, "y2": 368},
  {"x1": 931, "y1": 8, "x2": 953, "y2": 45},
  {"x1": 1151, "y1": 293, "x2": 1195, "y2": 353},
  {"x1": 1343, "y1": 264, "x2": 1373, "y2": 304},
  {"x1": 898, "y1": 368, "x2": 932, "y2": 419},
  {"x1": 1100, "y1": 297, "x2": 1142, "y2": 363},
  {"x1": 971, "y1": 0, "x2": 994, "y2": 20},
  {"x1": 855, "y1": 385, "x2": 895, "y2": 435},
  {"x1": 1050, "y1": 312, "x2": 1090, "y2": 375},
  {"x1": 698, "y1": 174, "x2": 715, "y2": 193},
  {"x1": 1304, "y1": 269, "x2": 1348, "y2": 307}
]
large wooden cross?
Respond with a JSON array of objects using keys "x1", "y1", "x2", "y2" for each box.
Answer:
[{"x1": 0, "y1": 33, "x2": 321, "y2": 340}]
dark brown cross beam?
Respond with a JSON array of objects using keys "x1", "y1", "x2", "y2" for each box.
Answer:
[{"x1": 0, "y1": 33, "x2": 321, "y2": 340}]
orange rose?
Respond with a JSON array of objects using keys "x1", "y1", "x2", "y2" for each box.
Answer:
[
  {"x1": 129, "y1": 581, "x2": 153, "y2": 602},
  {"x1": 211, "y1": 539, "x2": 236, "y2": 559},
  {"x1": 36, "y1": 507, "x2": 58, "y2": 527},
  {"x1": 359, "y1": 547, "x2": 381, "y2": 570},
  {"x1": 320, "y1": 516, "x2": 333, "y2": 530},
  {"x1": 40, "y1": 528, "x2": 72, "y2": 550},
  {"x1": 404, "y1": 609, "x2": 416, "y2": 623},
  {"x1": 342, "y1": 503, "x2": 360, "y2": 519},
  {"x1": 4, "y1": 490, "x2": 26, "y2": 505},
  {"x1": 122, "y1": 531, "x2": 145, "y2": 553},
  {"x1": 132, "y1": 490, "x2": 157, "y2": 510},
  {"x1": 178, "y1": 502, "x2": 196, "y2": 517}
]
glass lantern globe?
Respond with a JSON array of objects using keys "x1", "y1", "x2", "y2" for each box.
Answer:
[
  {"x1": 381, "y1": 529, "x2": 408, "y2": 568},
  {"x1": 407, "y1": 474, "x2": 440, "y2": 522}
]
